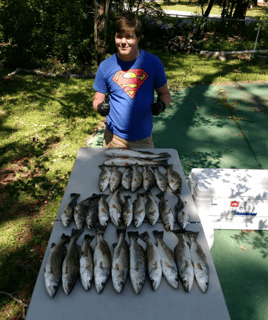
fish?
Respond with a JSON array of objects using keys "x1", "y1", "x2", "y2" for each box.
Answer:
[
  {"x1": 104, "y1": 148, "x2": 171, "y2": 159},
  {"x1": 110, "y1": 166, "x2": 122, "y2": 192},
  {"x1": 121, "y1": 167, "x2": 133, "y2": 190},
  {"x1": 153, "y1": 230, "x2": 179, "y2": 290},
  {"x1": 165, "y1": 165, "x2": 182, "y2": 193},
  {"x1": 142, "y1": 166, "x2": 155, "y2": 191},
  {"x1": 74, "y1": 194, "x2": 103, "y2": 229},
  {"x1": 108, "y1": 189, "x2": 122, "y2": 227},
  {"x1": 174, "y1": 193, "x2": 189, "y2": 229},
  {"x1": 128, "y1": 231, "x2": 147, "y2": 294},
  {"x1": 99, "y1": 165, "x2": 112, "y2": 192},
  {"x1": 94, "y1": 224, "x2": 111, "y2": 294},
  {"x1": 139, "y1": 232, "x2": 162, "y2": 291},
  {"x1": 61, "y1": 193, "x2": 80, "y2": 227},
  {"x1": 62, "y1": 228, "x2": 84, "y2": 295},
  {"x1": 187, "y1": 231, "x2": 209, "y2": 293},
  {"x1": 74, "y1": 203, "x2": 88, "y2": 230},
  {"x1": 103, "y1": 157, "x2": 169, "y2": 167},
  {"x1": 173, "y1": 229, "x2": 194, "y2": 292},
  {"x1": 86, "y1": 196, "x2": 101, "y2": 230},
  {"x1": 131, "y1": 164, "x2": 143, "y2": 192},
  {"x1": 98, "y1": 194, "x2": 110, "y2": 227},
  {"x1": 112, "y1": 228, "x2": 129, "y2": 293},
  {"x1": 145, "y1": 191, "x2": 159, "y2": 225},
  {"x1": 80, "y1": 234, "x2": 94, "y2": 291},
  {"x1": 151, "y1": 167, "x2": 168, "y2": 192},
  {"x1": 133, "y1": 193, "x2": 146, "y2": 228},
  {"x1": 122, "y1": 195, "x2": 133, "y2": 227},
  {"x1": 44, "y1": 233, "x2": 70, "y2": 297},
  {"x1": 156, "y1": 192, "x2": 174, "y2": 231}
]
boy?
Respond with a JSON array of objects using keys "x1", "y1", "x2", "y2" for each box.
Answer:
[{"x1": 93, "y1": 11, "x2": 171, "y2": 148}]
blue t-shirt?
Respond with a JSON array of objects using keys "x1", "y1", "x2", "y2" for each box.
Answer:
[{"x1": 93, "y1": 49, "x2": 167, "y2": 140}]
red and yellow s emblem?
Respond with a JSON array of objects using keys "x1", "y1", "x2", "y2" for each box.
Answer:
[{"x1": 112, "y1": 69, "x2": 149, "y2": 99}]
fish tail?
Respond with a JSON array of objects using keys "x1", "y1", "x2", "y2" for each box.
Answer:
[
  {"x1": 60, "y1": 233, "x2": 71, "y2": 243},
  {"x1": 95, "y1": 223, "x2": 107, "y2": 235},
  {"x1": 173, "y1": 229, "x2": 186, "y2": 236},
  {"x1": 127, "y1": 231, "x2": 139, "y2": 240},
  {"x1": 84, "y1": 234, "x2": 94, "y2": 243},
  {"x1": 152, "y1": 230, "x2": 164, "y2": 239},
  {"x1": 185, "y1": 231, "x2": 199, "y2": 239},
  {"x1": 117, "y1": 228, "x2": 126, "y2": 238},
  {"x1": 172, "y1": 189, "x2": 181, "y2": 198},
  {"x1": 70, "y1": 193, "x2": 80, "y2": 199},
  {"x1": 164, "y1": 164, "x2": 172, "y2": 170},
  {"x1": 155, "y1": 192, "x2": 164, "y2": 200},
  {"x1": 71, "y1": 228, "x2": 84, "y2": 240},
  {"x1": 158, "y1": 152, "x2": 171, "y2": 158},
  {"x1": 157, "y1": 159, "x2": 169, "y2": 166},
  {"x1": 139, "y1": 231, "x2": 150, "y2": 242}
]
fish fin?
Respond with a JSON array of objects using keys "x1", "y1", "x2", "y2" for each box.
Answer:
[
  {"x1": 152, "y1": 230, "x2": 164, "y2": 239},
  {"x1": 84, "y1": 234, "x2": 94, "y2": 243},
  {"x1": 116, "y1": 228, "x2": 126, "y2": 238},
  {"x1": 113, "y1": 242, "x2": 118, "y2": 249},
  {"x1": 139, "y1": 231, "x2": 150, "y2": 242},
  {"x1": 127, "y1": 231, "x2": 139, "y2": 240}
]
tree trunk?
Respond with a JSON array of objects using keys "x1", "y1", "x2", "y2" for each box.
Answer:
[
  {"x1": 233, "y1": 0, "x2": 249, "y2": 19},
  {"x1": 203, "y1": 0, "x2": 216, "y2": 17}
]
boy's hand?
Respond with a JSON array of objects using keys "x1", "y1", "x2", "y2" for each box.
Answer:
[
  {"x1": 97, "y1": 93, "x2": 110, "y2": 116},
  {"x1": 151, "y1": 93, "x2": 166, "y2": 116}
]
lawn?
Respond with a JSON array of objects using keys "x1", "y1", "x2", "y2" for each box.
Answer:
[
  {"x1": 159, "y1": 0, "x2": 268, "y2": 19},
  {"x1": 0, "y1": 50, "x2": 268, "y2": 319}
]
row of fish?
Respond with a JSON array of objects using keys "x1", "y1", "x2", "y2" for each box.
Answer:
[
  {"x1": 61, "y1": 191, "x2": 189, "y2": 231},
  {"x1": 44, "y1": 226, "x2": 209, "y2": 297},
  {"x1": 99, "y1": 164, "x2": 182, "y2": 194},
  {"x1": 102, "y1": 147, "x2": 171, "y2": 167}
]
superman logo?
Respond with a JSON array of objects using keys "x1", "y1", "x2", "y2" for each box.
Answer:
[{"x1": 112, "y1": 69, "x2": 149, "y2": 99}]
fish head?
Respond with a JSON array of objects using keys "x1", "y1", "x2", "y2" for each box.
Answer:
[
  {"x1": 62, "y1": 281, "x2": 74, "y2": 295},
  {"x1": 45, "y1": 284, "x2": 58, "y2": 298},
  {"x1": 113, "y1": 279, "x2": 125, "y2": 293},
  {"x1": 61, "y1": 215, "x2": 71, "y2": 227},
  {"x1": 95, "y1": 280, "x2": 105, "y2": 294}
]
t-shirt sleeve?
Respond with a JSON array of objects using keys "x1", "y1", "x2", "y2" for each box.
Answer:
[
  {"x1": 93, "y1": 65, "x2": 108, "y2": 94},
  {"x1": 154, "y1": 56, "x2": 167, "y2": 90}
]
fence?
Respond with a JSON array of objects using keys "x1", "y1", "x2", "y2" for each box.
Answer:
[{"x1": 165, "y1": 12, "x2": 268, "y2": 55}]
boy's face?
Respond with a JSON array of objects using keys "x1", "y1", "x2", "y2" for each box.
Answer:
[{"x1": 115, "y1": 29, "x2": 141, "y2": 61}]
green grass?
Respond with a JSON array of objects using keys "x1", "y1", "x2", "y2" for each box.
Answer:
[
  {"x1": 0, "y1": 67, "x2": 102, "y2": 319},
  {"x1": 159, "y1": 0, "x2": 268, "y2": 19},
  {"x1": 0, "y1": 50, "x2": 268, "y2": 319}
]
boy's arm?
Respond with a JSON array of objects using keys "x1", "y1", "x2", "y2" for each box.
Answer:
[
  {"x1": 157, "y1": 83, "x2": 171, "y2": 108},
  {"x1": 93, "y1": 91, "x2": 106, "y2": 112}
]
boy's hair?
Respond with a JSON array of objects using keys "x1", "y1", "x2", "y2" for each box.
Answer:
[{"x1": 114, "y1": 12, "x2": 142, "y2": 38}]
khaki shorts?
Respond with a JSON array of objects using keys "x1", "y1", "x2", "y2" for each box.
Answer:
[{"x1": 103, "y1": 125, "x2": 154, "y2": 148}]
